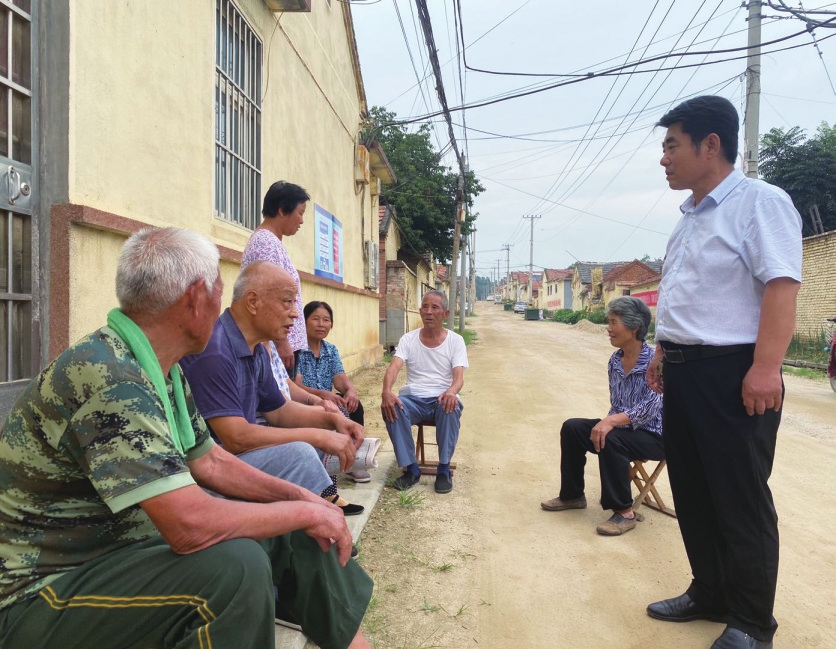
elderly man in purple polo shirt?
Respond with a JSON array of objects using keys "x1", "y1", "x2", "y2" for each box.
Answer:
[{"x1": 180, "y1": 261, "x2": 364, "y2": 514}]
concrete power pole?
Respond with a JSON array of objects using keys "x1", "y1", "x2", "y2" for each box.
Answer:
[
  {"x1": 523, "y1": 215, "x2": 541, "y2": 304},
  {"x1": 502, "y1": 243, "x2": 510, "y2": 301},
  {"x1": 458, "y1": 232, "x2": 467, "y2": 331},
  {"x1": 744, "y1": 0, "x2": 762, "y2": 178},
  {"x1": 447, "y1": 174, "x2": 465, "y2": 330}
]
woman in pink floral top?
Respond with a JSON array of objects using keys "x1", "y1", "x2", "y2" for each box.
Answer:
[{"x1": 241, "y1": 181, "x2": 310, "y2": 377}]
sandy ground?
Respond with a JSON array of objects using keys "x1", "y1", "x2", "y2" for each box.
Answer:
[{"x1": 353, "y1": 302, "x2": 836, "y2": 649}]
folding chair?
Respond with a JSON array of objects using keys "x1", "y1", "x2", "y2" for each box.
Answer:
[
  {"x1": 415, "y1": 420, "x2": 457, "y2": 476},
  {"x1": 630, "y1": 459, "x2": 676, "y2": 518}
]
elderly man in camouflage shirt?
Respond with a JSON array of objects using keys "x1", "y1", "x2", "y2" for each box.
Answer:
[{"x1": 0, "y1": 228, "x2": 372, "y2": 649}]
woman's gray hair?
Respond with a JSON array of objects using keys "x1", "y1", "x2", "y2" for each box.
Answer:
[
  {"x1": 116, "y1": 227, "x2": 220, "y2": 314},
  {"x1": 607, "y1": 296, "x2": 652, "y2": 341}
]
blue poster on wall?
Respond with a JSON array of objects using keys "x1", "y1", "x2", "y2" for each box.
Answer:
[{"x1": 314, "y1": 204, "x2": 343, "y2": 282}]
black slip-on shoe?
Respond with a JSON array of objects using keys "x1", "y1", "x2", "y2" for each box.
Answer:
[
  {"x1": 393, "y1": 471, "x2": 420, "y2": 491},
  {"x1": 710, "y1": 627, "x2": 773, "y2": 649},
  {"x1": 647, "y1": 593, "x2": 726, "y2": 623},
  {"x1": 434, "y1": 473, "x2": 453, "y2": 494},
  {"x1": 340, "y1": 503, "x2": 364, "y2": 516}
]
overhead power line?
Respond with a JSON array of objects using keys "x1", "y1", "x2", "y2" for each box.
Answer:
[
  {"x1": 413, "y1": 0, "x2": 466, "y2": 178},
  {"x1": 388, "y1": 19, "x2": 836, "y2": 126}
]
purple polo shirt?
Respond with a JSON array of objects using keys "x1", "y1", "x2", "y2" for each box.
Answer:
[{"x1": 180, "y1": 309, "x2": 285, "y2": 431}]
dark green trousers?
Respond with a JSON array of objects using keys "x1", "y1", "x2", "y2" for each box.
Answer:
[{"x1": 0, "y1": 532, "x2": 372, "y2": 649}]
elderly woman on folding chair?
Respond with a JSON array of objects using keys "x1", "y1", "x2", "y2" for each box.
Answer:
[{"x1": 540, "y1": 296, "x2": 663, "y2": 536}]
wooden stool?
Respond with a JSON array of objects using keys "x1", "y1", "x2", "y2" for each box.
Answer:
[
  {"x1": 415, "y1": 420, "x2": 457, "y2": 476},
  {"x1": 630, "y1": 459, "x2": 676, "y2": 518}
]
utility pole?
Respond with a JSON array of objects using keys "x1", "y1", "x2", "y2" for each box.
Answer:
[
  {"x1": 523, "y1": 215, "x2": 541, "y2": 304},
  {"x1": 458, "y1": 232, "x2": 467, "y2": 331},
  {"x1": 502, "y1": 243, "x2": 510, "y2": 301},
  {"x1": 744, "y1": 0, "x2": 761, "y2": 178},
  {"x1": 468, "y1": 230, "x2": 476, "y2": 313},
  {"x1": 496, "y1": 258, "x2": 502, "y2": 297},
  {"x1": 447, "y1": 174, "x2": 465, "y2": 330}
]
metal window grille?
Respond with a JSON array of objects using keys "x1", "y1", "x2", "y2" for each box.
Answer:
[
  {"x1": 0, "y1": 0, "x2": 34, "y2": 383},
  {"x1": 215, "y1": 0, "x2": 262, "y2": 230}
]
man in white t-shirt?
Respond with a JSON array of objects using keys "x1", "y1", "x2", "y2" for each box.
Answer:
[{"x1": 381, "y1": 291, "x2": 469, "y2": 494}]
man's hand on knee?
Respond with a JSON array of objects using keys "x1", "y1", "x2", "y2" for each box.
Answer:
[
  {"x1": 380, "y1": 392, "x2": 402, "y2": 423},
  {"x1": 437, "y1": 390, "x2": 459, "y2": 414}
]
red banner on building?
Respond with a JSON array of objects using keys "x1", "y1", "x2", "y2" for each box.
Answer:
[{"x1": 632, "y1": 290, "x2": 658, "y2": 307}]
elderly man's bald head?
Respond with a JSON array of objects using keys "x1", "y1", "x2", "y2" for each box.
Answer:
[{"x1": 232, "y1": 261, "x2": 294, "y2": 303}]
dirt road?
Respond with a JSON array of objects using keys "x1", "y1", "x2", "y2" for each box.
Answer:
[{"x1": 358, "y1": 302, "x2": 836, "y2": 649}]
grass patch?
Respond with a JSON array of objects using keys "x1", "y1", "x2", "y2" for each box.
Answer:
[
  {"x1": 396, "y1": 546, "x2": 456, "y2": 573},
  {"x1": 419, "y1": 598, "x2": 442, "y2": 614},
  {"x1": 396, "y1": 489, "x2": 426, "y2": 508},
  {"x1": 461, "y1": 329, "x2": 477, "y2": 345},
  {"x1": 782, "y1": 365, "x2": 827, "y2": 381},
  {"x1": 786, "y1": 328, "x2": 831, "y2": 365}
]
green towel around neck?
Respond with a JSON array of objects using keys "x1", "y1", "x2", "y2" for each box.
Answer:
[{"x1": 107, "y1": 308, "x2": 195, "y2": 454}]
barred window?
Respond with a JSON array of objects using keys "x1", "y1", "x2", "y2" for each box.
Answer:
[
  {"x1": 0, "y1": 0, "x2": 35, "y2": 384},
  {"x1": 215, "y1": 0, "x2": 262, "y2": 230}
]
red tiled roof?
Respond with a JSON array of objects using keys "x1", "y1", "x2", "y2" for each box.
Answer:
[{"x1": 544, "y1": 268, "x2": 573, "y2": 282}]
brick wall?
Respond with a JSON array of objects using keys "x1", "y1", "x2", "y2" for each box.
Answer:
[
  {"x1": 378, "y1": 239, "x2": 387, "y2": 320},
  {"x1": 386, "y1": 261, "x2": 407, "y2": 312},
  {"x1": 796, "y1": 231, "x2": 836, "y2": 337}
]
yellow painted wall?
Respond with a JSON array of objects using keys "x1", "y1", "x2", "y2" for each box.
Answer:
[
  {"x1": 65, "y1": 0, "x2": 382, "y2": 369},
  {"x1": 67, "y1": 225, "x2": 242, "y2": 345}
]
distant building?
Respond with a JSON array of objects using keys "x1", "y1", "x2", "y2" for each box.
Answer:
[{"x1": 541, "y1": 268, "x2": 574, "y2": 311}]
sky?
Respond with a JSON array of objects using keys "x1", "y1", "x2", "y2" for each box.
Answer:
[{"x1": 350, "y1": 0, "x2": 836, "y2": 280}]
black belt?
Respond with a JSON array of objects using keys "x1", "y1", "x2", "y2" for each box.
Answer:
[{"x1": 660, "y1": 342, "x2": 755, "y2": 364}]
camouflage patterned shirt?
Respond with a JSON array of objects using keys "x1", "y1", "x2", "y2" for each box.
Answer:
[{"x1": 0, "y1": 326, "x2": 214, "y2": 610}]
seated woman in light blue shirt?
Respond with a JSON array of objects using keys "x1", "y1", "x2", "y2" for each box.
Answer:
[
  {"x1": 540, "y1": 296, "x2": 664, "y2": 536},
  {"x1": 295, "y1": 301, "x2": 368, "y2": 483}
]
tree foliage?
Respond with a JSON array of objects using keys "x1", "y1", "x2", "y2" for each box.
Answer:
[
  {"x1": 760, "y1": 123, "x2": 836, "y2": 236},
  {"x1": 363, "y1": 107, "x2": 484, "y2": 264}
]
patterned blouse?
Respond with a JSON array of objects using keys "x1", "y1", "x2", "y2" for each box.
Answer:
[
  {"x1": 297, "y1": 340, "x2": 345, "y2": 392},
  {"x1": 241, "y1": 228, "x2": 307, "y2": 352},
  {"x1": 607, "y1": 341, "x2": 663, "y2": 435}
]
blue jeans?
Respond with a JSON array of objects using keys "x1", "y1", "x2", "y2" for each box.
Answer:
[
  {"x1": 385, "y1": 395, "x2": 463, "y2": 467},
  {"x1": 238, "y1": 441, "x2": 332, "y2": 494}
]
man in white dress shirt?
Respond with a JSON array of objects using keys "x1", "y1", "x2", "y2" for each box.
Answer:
[{"x1": 644, "y1": 96, "x2": 801, "y2": 649}]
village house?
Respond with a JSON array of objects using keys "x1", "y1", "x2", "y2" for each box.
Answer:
[
  {"x1": 1, "y1": 1, "x2": 398, "y2": 418},
  {"x1": 541, "y1": 268, "x2": 574, "y2": 311},
  {"x1": 378, "y1": 205, "x2": 436, "y2": 351},
  {"x1": 601, "y1": 260, "x2": 662, "y2": 307},
  {"x1": 571, "y1": 262, "x2": 626, "y2": 312}
]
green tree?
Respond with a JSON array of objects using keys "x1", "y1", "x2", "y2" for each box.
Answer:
[
  {"x1": 760, "y1": 123, "x2": 836, "y2": 236},
  {"x1": 363, "y1": 107, "x2": 484, "y2": 263}
]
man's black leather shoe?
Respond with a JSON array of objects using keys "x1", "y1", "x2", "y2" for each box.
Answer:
[
  {"x1": 710, "y1": 627, "x2": 773, "y2": 649},
  {"x1": 646, "y1": 593, "x2": 726, "y2": 623}
]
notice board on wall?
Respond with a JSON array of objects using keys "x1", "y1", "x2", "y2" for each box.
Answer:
[{"x1": 314, "y1": 203, "x2": 343, "y2": 283}]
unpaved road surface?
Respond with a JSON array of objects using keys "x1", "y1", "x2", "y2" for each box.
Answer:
[{"x1": 358, "y1": 302, "x2": 836, "y2": 649}]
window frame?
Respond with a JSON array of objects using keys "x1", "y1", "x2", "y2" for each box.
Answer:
[{"x1": 214, "y1": 0, "x2": 262, "y2": 231}]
